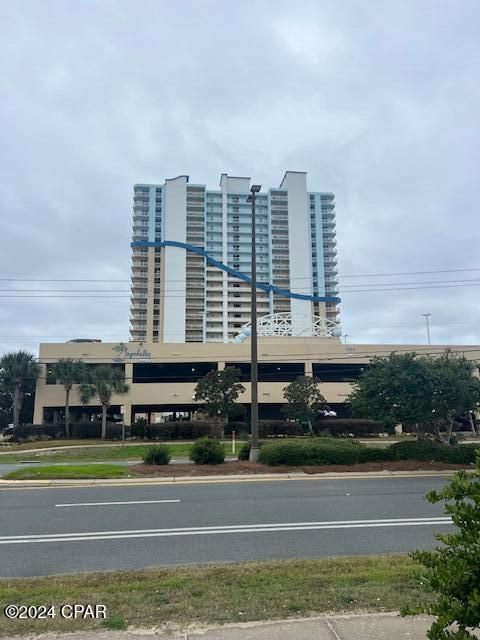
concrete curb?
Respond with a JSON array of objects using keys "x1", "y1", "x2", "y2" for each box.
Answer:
[
  {"x1": 0, "y1": 469, "x2": 462, "y2": 489},
  {"x1": 0, "y1": 612, "x2": 444, "y2": 640}
]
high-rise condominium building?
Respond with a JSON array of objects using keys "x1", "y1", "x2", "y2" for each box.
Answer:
[{"x1": 130, "y1": 171, "x2": 340, "y2": 343}]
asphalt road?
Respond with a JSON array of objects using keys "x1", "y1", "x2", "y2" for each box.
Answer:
[{"x1": 0, "y1": 476, "x2": 452, "y2": 578}]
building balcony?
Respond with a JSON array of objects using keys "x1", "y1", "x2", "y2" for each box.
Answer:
[{"x1": 130, "y1": 328, "x2": 147, "y2": 337}]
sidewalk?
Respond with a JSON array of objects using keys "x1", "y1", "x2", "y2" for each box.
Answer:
[{"x1": 5, "y1": 612, "x2": 475, "y2": 639}]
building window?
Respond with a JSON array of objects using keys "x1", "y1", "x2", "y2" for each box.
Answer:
[
  {"x1": 312, "y1": 363, "x2": 368, "y2": 382},
  {"x1": 133, "y1": 362, "x2": 217, "y2": 383},
  {"x1": 225, "y1": 362, "x2": 305, "y2": 382}
]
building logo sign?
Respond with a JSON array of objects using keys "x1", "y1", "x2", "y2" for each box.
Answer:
[{"x1": 112, "y1": 342, "x2": 152, "y2": 361}]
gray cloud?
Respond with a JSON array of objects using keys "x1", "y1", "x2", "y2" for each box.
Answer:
[{"x1": 0, "y1": 0, "x2": 479, "y2": 354}]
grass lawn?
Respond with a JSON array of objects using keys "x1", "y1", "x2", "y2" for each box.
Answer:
[
  {"x1": 0, "y1": 442, "x2": 234, "y2": 464},
  {"x1": 3, "y1": 464, "x2": 127, "y2": 480},
  {"x1": 0, "y1": 555, "x2": 430, "y2": 636}
]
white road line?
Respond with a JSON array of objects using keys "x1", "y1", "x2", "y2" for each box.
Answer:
[
  {"x1": 0, "y1": 517, "x2": 452, "y2": 545},
  {"x1": 55, "y1": 499, "x2": 181, "y2": 507}
]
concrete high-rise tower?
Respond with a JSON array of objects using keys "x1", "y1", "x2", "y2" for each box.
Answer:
[{"x1": 130, "y1": 171, "x2": 340, "y2": 343}]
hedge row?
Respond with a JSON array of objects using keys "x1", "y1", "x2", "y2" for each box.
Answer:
[
  {"x1": 389, "y1": 440, "x2": 480, "y2": 464},
  {"x1": 229, "y1": 419, "x2": 385, "y2": 438},
  {"x1": 142, "y1": 422, "x2": 221, "y2": 440},
  {"x1": 257, "y1": 438, "x2": 480, "y2": 466},
  {"x1": 314, "y1": 419, "x2": 385, "y2": 437},
  {"x1": 11, "y1": 423, "x2": 125, "y2": 440}
]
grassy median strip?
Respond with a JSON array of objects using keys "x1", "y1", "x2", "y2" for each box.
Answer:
[
  {"x1": 3, "y1": 464, "x2": 127, "y2": 480},
  {"x1": 0, "y1": 443, "x2": 235, "y2": 464},
  {"x1": 0, "y1": 555, "x2": 430, "y2": 635}
]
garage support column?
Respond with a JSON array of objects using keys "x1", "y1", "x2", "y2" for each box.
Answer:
[
  {"x1": 33, "y1": 364, "x2": 47, "y2": 424},
  {"x1": 123, "y1": 363, "x2": 133, "y2": 427}
]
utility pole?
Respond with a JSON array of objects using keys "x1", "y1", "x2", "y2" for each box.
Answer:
[
  {"x1": 247, "y1": 184, "x2": 261, "y2": 462},
  {"x1": 421, "y1": 313, "x2": 432, "y2": 345}
]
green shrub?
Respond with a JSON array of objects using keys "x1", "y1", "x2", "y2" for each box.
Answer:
[
  {"x1": 238, "y1": 441, "x2": 266, "y2": 460},
  {"x1": 259, "y1": 420, "x2": 304, "y2": 438},
  {"x1": 226, "y1": 420, "x2": 304, "y2": 438},
  {"x1": 238, "y1": 442, "x2": 250, "y2": 460},
  {"x1": 404, "y1": 457, "x2": 480, "y2": 638},
  {"x1": 390, "y1": 441, "x2": 479, "y2": 464},
  {"x1": 189, "y1": 437, "x2": 225, "y2": 465},
  {"x1": 131, "y1": 418, "x2": 146, "y2": 439},
  {"x1": 144, "y1": 424, "x2": 175, "y2": 440},
  {"x1": 16, "y1": 422, "x2": 125, "y2": 440},
  {"x1": 225, "y1": 421, "x2": 248, "y2": 435},
  {"x1": 142, "y1": 444, "x2": 171, "y2": 465},
  {"x1": 357, "y1": 447, "x2": 395, "y2": 462},
  {"x1": 143, "y1": 422, "x2": 221, "y2": 440},
  {"x1": 314, "y1": 418, "x2": 384, "y2": 437},
  {"x1": 258, "y1": 438, "x2": 383, "y2": 466},
  {"x1": 192, "y1": 422, "x2": 221, "y2": 439}
]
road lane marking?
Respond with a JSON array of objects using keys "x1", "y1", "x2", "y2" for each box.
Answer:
[
  {"x1": 55, "y1": 499, "x2": 181, "y2": 507},
  {"x1": 0, "y1": 516, "x2": 452, "y2": 545}
]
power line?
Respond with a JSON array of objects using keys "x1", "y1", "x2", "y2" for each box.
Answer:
[
  {"x1": 340, "y1": 268, "x2": 480, "y2": 278},
  {"x1": 4, "y1": 277, "x2": 480, "y2": 291},
  {"x1": 341, "y1": 282, "x2": 480, "y2": 293},
  {"x1": 2, "y1": 280, "x2": 480, "y2": 298},
  {"x1": 0, "y1": 278, "x2": 129, "y2": 283},
  {"x1": 3, "y1": 267, "x2": 480, "y2": 283}
]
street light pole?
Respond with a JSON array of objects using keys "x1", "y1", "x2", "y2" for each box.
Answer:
[
  {"x1": 343, "y1": 334, "x2": 349, "y2": 345},
  {"x1": 421, "y1": 313, "x2": 432, "y2": 345},
  {"x1": 248, "y1": 184, "x2": 261, "y2": 462}
]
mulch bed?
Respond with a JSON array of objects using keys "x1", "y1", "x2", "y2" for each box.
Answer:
[{"x1": 129, "y1": 460, "x2": 473, "y2": 477}]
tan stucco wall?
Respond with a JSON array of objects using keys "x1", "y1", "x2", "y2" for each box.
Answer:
[{"x1": 34, "y1": 338, "x2": 479, "y2": 425}]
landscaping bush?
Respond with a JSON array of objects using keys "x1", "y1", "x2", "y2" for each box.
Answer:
[
  {"x1": 144, "y1": 424, "x2": 175, "y2": 440},
  {"x1": 13, "y1": 424, "x2": 65, "y2": 440},
  {"x1": 259, "y1": 420, "x2": 304, "y2": 438},
  {"x1": 224, "y1": 421, "x2": 248, "y2": 436},
  {"x1": 404, "y1": 456, "x2": 480, "y2": 638},
  {"x1": 191, "y1": 422, "x2": 221, "y2": 439},
  {"x1": 131, "y1": 418, "x2": 146, "y2": 439},
  {"x1": 142, "y1": 444, "x2": 171, "y2": 465},
  {"x1": 390, "y1": 440, "x2": 479, "y2": 464},
  {"x1": 314, "y1": 418, "x2": 384, "y2": 438},
  {"x1": 14, "y1": 422, "x2": 127, "y2": 440},
  {"x1": 189, "y1": 437, "x2": 225, "y2": 465},
  {"x1": 69, "y1": 422, "x2": 125, "y2": 439},
  {"x1": 238, "y1": 442, "x2": 250, "y2": 460},
  {"x1": 258, "y1": 438, "x2": 382, "y2": 466},
  {"x1": 226, "y1": 420, "x2": 304, "y2": 438},
  {"x1": 143, "y1": 422, "x2": 221, "y2": 440},
  {"x1": 171, "y1": 422, "x2": 196, "y2": 439},
  {"x1": 258, "y1": 438, "x2": 480, "y2": 467},
  {"x1": 356, "y1": 447, "x2": 395, "y2": 463}
]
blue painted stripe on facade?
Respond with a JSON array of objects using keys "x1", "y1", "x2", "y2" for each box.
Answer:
[{"x1": 131, "y1": 240, "x2": 341, "y2": 304}]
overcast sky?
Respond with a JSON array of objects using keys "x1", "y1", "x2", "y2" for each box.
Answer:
[{"x1": 1, "y1": 0, "x2": 479, "y2": 354}]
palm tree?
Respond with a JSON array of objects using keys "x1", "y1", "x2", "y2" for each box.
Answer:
[
  {"x1": 79, "y1": 366, "x2": 129, "y2": 440},
  {"x1": 50, "y1": 359, "x2": 85, "y2": 438},
  {"x1": 0, "y1": 351, "x2": 40, "y2": 436}
]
